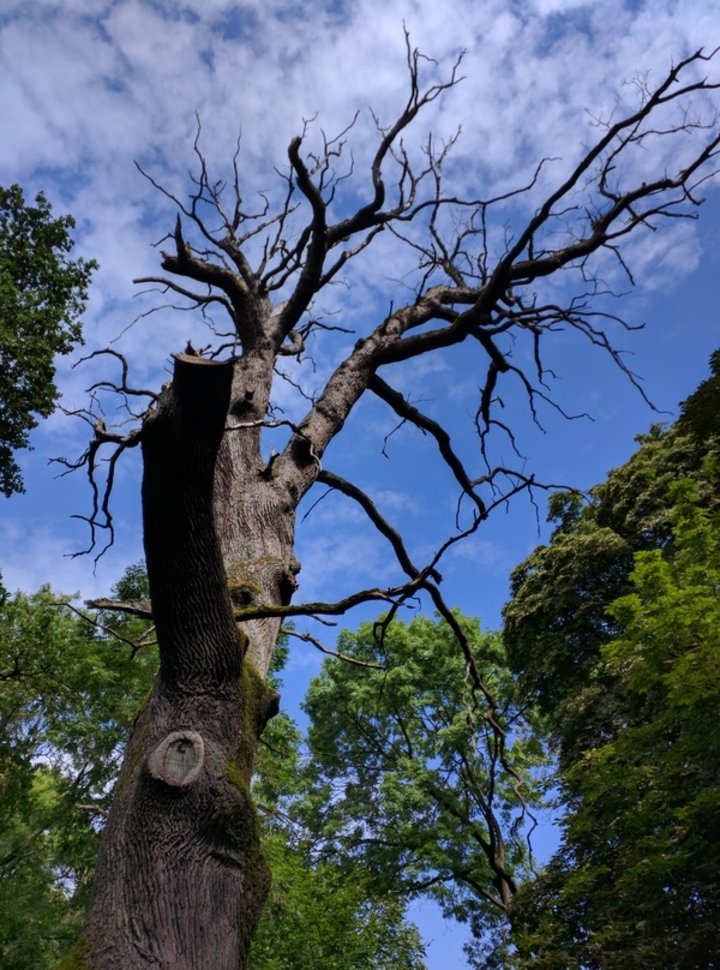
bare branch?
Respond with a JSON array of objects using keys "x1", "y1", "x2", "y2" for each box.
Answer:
[
  {"x1": 231, "y1": 582, "x2": 423, "y2": 622},
  {"x1": 85, "y1": 598, "x2": 153, "y2": 619},
  {"x1": 368, "y1": 375, "x2": 487, "y2": 521},
  {"x1": 55, "y1": 423, "x2": 142, "y2": 563},
  {"x1": 75, "y1": 349, "x2": 159, "y2": 405},
  {"x1": 60, "y1": 601, "x2": 156, "y2": 656},
  {"x1": 133, "y1": 276, "x2": 236, "y2": 324},
  {"x1": 281, "y1": 625, "x2": 385, "y2": 669},
  {"x1": 273, "y1": 36, "x2": 466, "y2": 340},
  {"x1": 317, "y1": 468, "x2": 441, "y2": 583}
]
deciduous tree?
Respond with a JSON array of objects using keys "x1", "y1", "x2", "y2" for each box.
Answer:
[
  {"x1": 248, "y1": 832, "x2": 427, "y2": 969},
  {"x1": 0, "y1": 578, "x2": 424, "y2": 969},
  {"x1": 299, "y1": 614, "x2": 548, "y2": 966},
  {"x1": 504, "y1": 352, "x2": 720, "y2": 763},
  {"x1": 0, "y1": 576, "x2": 156, "y2": 969},
  {"x1": 0, "y1": 185, "x2": 96, "y2": 498},
  {"x1": 61, "y1": 42, "x2": 720, "y2": 968},
  {"x1": 505, "y1": 355, "x2": 720, "y2": 967},
  {"x1": 249, "y1": 665, "x2": 428, "y2": 970}
]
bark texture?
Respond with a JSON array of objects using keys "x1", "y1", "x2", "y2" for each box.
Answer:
[
  {"x1": 213, "y1": 349, "x2": 300, "y2": 678},
  {"x1": 77, "y1": 355, "x2": 278, "y2": 970},
  {"x1": 66, "y1": 46, "x2": 720, "y2": 966}
]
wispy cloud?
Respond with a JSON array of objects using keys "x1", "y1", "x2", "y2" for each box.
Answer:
[
  {"x1": 0, "y1": 514, "x2": 144, "y2": 600},
  {"x1": 1, "y1": 0, "x2": 718, "y2": 603}
]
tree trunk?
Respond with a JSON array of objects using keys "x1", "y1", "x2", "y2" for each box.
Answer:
[
  {"x1": 71, "y1": 355, "x2": 279, "y2": 970},
  {"x1": 213, "y1": 351, "x2": 301, "y2": 678}
]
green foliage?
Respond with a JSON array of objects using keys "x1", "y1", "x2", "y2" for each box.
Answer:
[
  {"x1": 250, "y1": 635, "x2": 427, "y2": 969},
  {"x1": 677, "y1": 347, "x2": 720, "y2": 443},
  {"x1": 504, "y1": 411, "x2": 718, "y2": 764},
  {"x1": 511, "y1": 483, "x2": 720, "y2": 968},
  {"x1": 0, "y1": 184, "x2": 96, "y2": 496},
  {"x1": 0, "y1": 577, "x2": 156, "y2": 968},
  {"x1": 0, "y1": 586, "x2": 425, "y2": 968},
  {"x1": 249, "y1": 833, "x2": 426, "y2": 969},
  {"x1": 254, "y1": 710, "x2": 305, "y2": 816},
  {"x1": 243, "y1": 637, "x2": 424, "y2": 970},
  {"x1": 299, "y1": 614, "x2": 548, "y2": 957},
  {"x1": 505, "y1": 353, "x2": 720, "y2": 968}
]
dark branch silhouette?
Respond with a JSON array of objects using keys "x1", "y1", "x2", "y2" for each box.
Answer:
[{"x1": 66, "y1": 41, "x2": 720, "y2": 968}]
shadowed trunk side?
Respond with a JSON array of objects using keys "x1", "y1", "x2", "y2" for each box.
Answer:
[{"x1": 71, "y1": 354, "x2": 278, "y2": 970}]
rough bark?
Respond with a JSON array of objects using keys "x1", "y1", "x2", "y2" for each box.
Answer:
[
  {"x1": 64, "y1": 45, "x2": 720, "y2": 967},
  {"x1": 213, "y1": 349, "x2": 300, "y2": 678},
  {"x1": 73, "y1": 354, "x2": 278, "y2": 970}
]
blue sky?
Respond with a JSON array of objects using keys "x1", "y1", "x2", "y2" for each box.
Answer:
[{"x1": 1, "y1": 0, "x2": 719, "y2": 964}]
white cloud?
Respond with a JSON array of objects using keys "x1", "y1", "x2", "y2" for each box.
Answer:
[
  {"x1": 2, "y1": 19, "x2": 718, "y2": 964},
  {"x1": 3, "y1": 0, "x2": 713, "y2": 330},
  {"x1": 0, "y1": 515, "x2": 144, "y2": 600},
  {"x1": 1, "y1": 0, "x2": 718, "y2": 602},
  {"x1": 445, "y1": 534, "x2": 511, "y2": 570},
  {"x1": 294, "y1": 529, "x2": 395, "y2": 603}
]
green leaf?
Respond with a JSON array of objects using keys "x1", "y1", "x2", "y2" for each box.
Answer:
[{"x1": 0, "y1": 184, "x2": 96, "y2": 496}]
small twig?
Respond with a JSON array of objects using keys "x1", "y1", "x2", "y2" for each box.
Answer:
[
  {"x1": 84, "y1": 598, "x2": 153, "y2": 620},
  {"x1": 59, "y1": 600, "x2": 156, "y2": 656},
  {"x1": 281, "y1": 626, "x2": 385, "y2": 669}
]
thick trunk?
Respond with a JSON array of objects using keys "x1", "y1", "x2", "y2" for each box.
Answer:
[
  {"x1": 72, "y1": 355, "x2": 278, "y2": 970},
  {"x1": 214, "y1": 353, "x2": 300, "y2": 678}
]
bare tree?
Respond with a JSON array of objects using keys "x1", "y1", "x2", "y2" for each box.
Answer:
[{"x1": 63, "y1": 39, "x2": 719, "y2": 969}]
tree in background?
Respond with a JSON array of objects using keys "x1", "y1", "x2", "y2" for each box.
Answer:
[
  {"x1": 0, "y1": 184, "x2": 96, "y2": 498},
  {"x1": 55, "y1": 43, "x2": 720, "y2": 966},
  {"x1": 247, "y1": 633, "x2": 428, "y2": 969},
  {"x1": 0, "y1": 579, "x2": 427, "y2": 969},
  {"x1": 504, "y1": 351, "x2": 720, "y2": 765},
  {"x1": 249, "y1": 831, "x2": 427, "y2": 970},
  {"x1": 3, "y1": 364, "x2": 718, "y2": 966},
  {"x1": 0, "y1": 570, "x2": 156, "y2": 969},
  {"x1": 299, "y1": 614, "x2": 548, "y2": 967},
  {"x1": 505, "y1": 352, "x2": 720, "y2": 967}
]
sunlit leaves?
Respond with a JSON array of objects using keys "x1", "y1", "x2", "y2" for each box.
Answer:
[
  {"x1": 507, "y1": 356, "x2": 720, "y2": 968},
  {"x1": 0, "y1": 184, "x2": 96, "y2": 496},
  {"x1": 300, "y1": 613, "x2": 548, "y2": 956},
  {"x1": 0, "y1": 579, "x2": 156, "y2": 967},
  {"x1": 249, "y1": 833, "x2": 426, "y2": 970}
]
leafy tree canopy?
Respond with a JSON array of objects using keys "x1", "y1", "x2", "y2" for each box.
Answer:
[
  {"x1": 505, "y1": 353, "x2": 720, "y2": 968},
  {"x1": 249, "y1": 832, "x2": 427, "y2": 970},
  {"x1": 0, "y1": 577, "x2": 156, "y2": 968},
  {"x1": 503, "y1": 351, "x2": 720, "y2": 762},
  {"x1": 0, "y1": 184, "x2": 96, "y2": 497},
  {"x1": 0, "y1": 577, "x2": 428, "y2": 969},
  {"x1": 247, "y1": 634, "x2": 427, "y2": 969},
  {"x1": 511, "y1": 479, "x2": 720, "y2": 969},
  {"x1": 300, "y1": 613, "x2": 549, "y2": 962}
]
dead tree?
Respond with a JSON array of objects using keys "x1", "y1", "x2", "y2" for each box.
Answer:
[{"x1": 62, "y1": 39, "x2": 719, "y2": 969}]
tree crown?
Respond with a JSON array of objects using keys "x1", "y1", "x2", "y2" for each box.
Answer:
[{"x1": 0, "y1": 184, "x2": 96, "y2": 497}]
